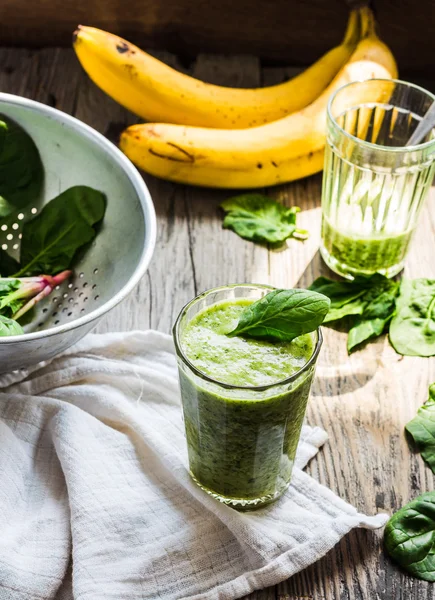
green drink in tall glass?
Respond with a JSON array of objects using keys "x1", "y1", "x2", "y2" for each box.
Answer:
[{"x1": 173, "y1": 284, "x2": 322, "y2": 510}]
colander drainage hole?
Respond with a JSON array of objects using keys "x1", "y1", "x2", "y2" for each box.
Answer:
[
  {"x1": 63, "y1": 293, "x2": 68, "y2": 299},
  {"x1": 83, "y1": 282, "x2": 88, "y2": 288},
  {"x1": 53, "y1": 312, "x2": 58, "y2": 317},
  {"x1": 92, "y1": 284, "x2": 97, "y2": 290},
  {"x1": 1, "y1": 244, "x2": 7, "y2": 251},
  {"x1": 54, "y1": 320, "x2": 59, "y2": 325},
  {"x1": 18, "y1": 213, "x2": 24, "y2": 220},
  {"x1": 68, "y1": 298, "x2": 73, "y2": 304},
  {"x1": 42, "y1": 308, "x2": 48, "y2": 313},
  {"x1": 68, "y1": 312, "x2": 72, "y2": 317},
  {"x1": 6, "y1": 234, "x2": 12, "y2": 241},
  {"x1": 79, "y1": 272, "x2": 84, "y2": 278},
  {"x1": 95, "y1": 295, "x2": 99, "y2": 300},
  {"x1": 31, "y1": 208, "x2": 38, "y2": 214},
  {"x1": 80, "y1": 308, "x2": 85, "y2": 313},
  {"x1": 1, "y1": 225, "x2": 7, "y2": 231},
  {"x1": 12, "y1": 223, "x2": 19, "y2": 230},
  {"x1": 68, "y1": 283, "x2": 73, "y2": 289},
  {"x1": 93, "y1": 268, "x2": 98, "y2": 274}
]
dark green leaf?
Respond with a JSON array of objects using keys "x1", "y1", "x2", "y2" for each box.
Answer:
[
  {"x1": 0, "y1": 279, "x2": 24, "y2": 317},
  {"x1": 227, "y1": 288, "x2": 330, "y2": 342},
  {"x1": 0, "y1": 115, "x2": 44, "y2": 217},
  {"x1": 347, "y1": 317, "x2": 388, "y2": 352},
  {"x1": 0, "y1": 249, "x2": 20, "y2": 276},
  {"x1": 0, "y1": 314, "x2": 24, "y2": 336},
  {"x1": 405, "y1": 384, "x2": 435, "y2": 473},
  {"x1": 323, "y1": 299, "x2": 365, "y2": 323},
  {"x1": 384, "y1": 491, "x2": 435, "y2": 581},
  {"x1": 390, "y1": 279, "x2": 435, "y2": 357},
  {"x1": 16, "y1": 185, "x2": 106, "y2": 276},
  {"x1": 309, "y1": 276, "x2": 369, "y2": 309},
  {"x1": 220, "y1": 194, "x2": 308, "y2": 244}
]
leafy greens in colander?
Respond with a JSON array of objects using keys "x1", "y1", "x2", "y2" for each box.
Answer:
[{"x1": 0, "y1": 119, "x2": 107, "y2": 335}]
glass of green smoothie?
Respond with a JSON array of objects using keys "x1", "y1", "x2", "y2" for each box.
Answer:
[
  {"x1": 321, "y1": 79, "x2": 435, "y2": 279},
  {"x1": 173, "y1": 284, "x2": 323, "y2": 510}
]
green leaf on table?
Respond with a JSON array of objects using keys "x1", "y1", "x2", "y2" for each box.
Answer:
[
  {"x1": 384, "y1": 491, "x2": 435, "y2": 581},
  {"x1": 0, "y1": 115, "x2": 44, "y2": 217},
  {"x1": 405, "y1": 383, "x2": 435, "y2": 473},
  {"x1": 347, "y1": 317, "x2": 388, "y2": 352},
  {"x1": 227, "y1": 288, "x2": 330, "y2": 342},
  {"x1": 390, "y1": 279, "x2": 435, "y2": 357},
  {"x1": 310, "y1": 274, "x2": 400, "y2": 352},
  {"x1": 15, "y1": 185, "x2": 106, "y2": 276},
  {"x1": 0, "y1": 248, "x2": 20, "y2": 276},
  {"x1": 308, "y1": 276, "x2": 369, "y2": 309},
  {"x1": 0, "y1": 314, "x2": 24, "y2": 336},
  {"x1": 220, "y1": 194, "x2": 308, "y2": 245},
  {"x1": 323, "y1": 298, "x2": 365, "y2": 323}
]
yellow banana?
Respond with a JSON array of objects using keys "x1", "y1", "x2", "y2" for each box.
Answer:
[
  {"x1": 120, "y1": 7, "x2": 398, "y2": 189},
  {"x1": 73, "y1": 11, "x2": 359, "y2": 129}
]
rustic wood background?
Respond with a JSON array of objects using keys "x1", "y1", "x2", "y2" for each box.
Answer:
[
  {"x1": 1, "y1": 46, "x2": 435, "y2": 599},
  {"x1": 1, "y1": 0, "x2": 435, "y2": 76}
]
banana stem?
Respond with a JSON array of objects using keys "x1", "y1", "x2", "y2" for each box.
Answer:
[
  {"x1": 359, "y1": 5, "x2": 377, "y2": 39},
  {"x1": 342, "y1": 9, "x2": 360, "y2": 47}
]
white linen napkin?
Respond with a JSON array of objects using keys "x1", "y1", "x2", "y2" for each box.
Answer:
[{"x1": 0, "y1": 330, "x2": 388, "y2": 600}]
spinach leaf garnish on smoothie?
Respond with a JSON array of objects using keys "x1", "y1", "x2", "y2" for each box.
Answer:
[{"x1": 227, "y1": 288, "x2": 330, "y2": 342}]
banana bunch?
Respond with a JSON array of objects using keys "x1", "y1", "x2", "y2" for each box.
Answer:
[{"x1": 74, "y1": 7, "x2": 397, "y2": 189}]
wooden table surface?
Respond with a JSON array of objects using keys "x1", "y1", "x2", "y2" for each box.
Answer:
[{"x1": 1, "y1": 47, "x2": 435, "y2": 600}]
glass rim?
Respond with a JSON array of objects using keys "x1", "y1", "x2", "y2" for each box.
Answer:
[
  {"x1": 172, "y1": 283, "x2": 323, "y2": 392},
  {"x1": 327, "y1": 78, "x2": 435, "y2": 154}
]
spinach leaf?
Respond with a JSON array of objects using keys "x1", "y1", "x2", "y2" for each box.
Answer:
[
  {"x1": 0, "y1": 314, "x2": 24, "y2": 336},
  {"x1": 16, "y1": 185, "x2": 106, "y2": 276},
  {"x1": 347, "y1": 317, "x2": 388, "y2": 352},
  {"x1": 323, "y1": 299, "x2": 365, "y2": 323},
  {"x1": 310, "y1": 274, "x2": 399, "y2": 352},
  {"x1": 346, "y1": 280, "x2": 399, "y2": 351},
  {"x1": 0, "y1": 115, "x2": 44, "y2": 217},
  {"x1": 227, "y1": 288, "x2": 330, "y2": 342},
  {"x1": 390, "y1": 279, "x2": 435, "y2": 357},
  {"x1": 0, "y1": 249, "x2": 20, "y2": 276},
  {"x1": 384, "y1": 491, "x2": 435, "y2": 581},
  {"x1": 405, "y1": 384, "x2": 435, "y2": 473},
  {"x1": 220, "y1": 194, "x2": 308, "y2": 245},
  {"x1": 309, "y1": 276, "x2": 372, "y2": 309},
  {"x1": 0, "y1": 279, "x2": 25, "y2": 317}
]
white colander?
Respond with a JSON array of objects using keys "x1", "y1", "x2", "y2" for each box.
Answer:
[{"x1": 0, "y1": 93, "x2": 156, "y2": 372}]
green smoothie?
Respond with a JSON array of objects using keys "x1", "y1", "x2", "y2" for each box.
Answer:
[
  {"x1": 178, "y1": 298, "x2": 316, "y2": 507},
  {"x1": 321, "y1": 217, "x2": 413, "y2": 276}
]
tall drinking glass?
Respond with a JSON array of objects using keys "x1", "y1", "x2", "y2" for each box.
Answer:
[
  {"x1": 321, "y1": 79, "x2": 435, "y2": 279},
  {"x1": 173, "y1": 284, "x2": 323, "y2": 510}
]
